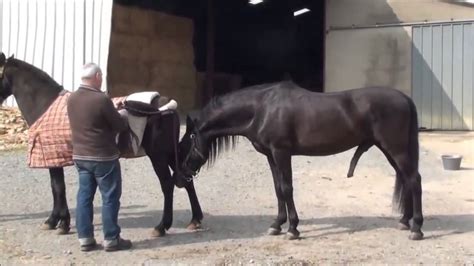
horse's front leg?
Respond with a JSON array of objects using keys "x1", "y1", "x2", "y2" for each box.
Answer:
[
  {"x1": 271, "y1": 151, "x2": 299, "y2": 240},
  {"x1": 183, "y1": 180, "x2": 203, "y2": 230},
  {"x1": 41, "y1": 167, "x2": 71, "y2": 234},
  {"x1": 266, "y1": 156, "x2": 287, "y2": 236},
  {"x1": 149, "y1": 155, "x2": 174, "y2": 237},
  {"x1": 170, "y1": 158, "x2": 203, "y2": 230}
]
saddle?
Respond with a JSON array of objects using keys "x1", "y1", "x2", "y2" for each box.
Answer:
[
  {"x1": 122, "y1": 100, "x2": 162, "y2": 116},
  {"x1": 116, "y1": 97, "x2": 178, "y2": 158}
]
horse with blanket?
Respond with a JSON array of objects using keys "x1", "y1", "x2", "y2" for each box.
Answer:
[{"x1": 0, "y1": 53, "x2": 202, "y2": 237}]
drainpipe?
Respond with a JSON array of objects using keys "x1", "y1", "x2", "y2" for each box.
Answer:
[
  {"x1": 0, "y1": 0, "x2": 3, "y2": 52},
  {"x1": 328, "y1": 18, "x2": 474, "y2": 32}
]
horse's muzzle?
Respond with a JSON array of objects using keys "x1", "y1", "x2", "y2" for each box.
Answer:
[
  {"x1": 173, "y1": 171, "x2": 191, "y2": 188},
  {"x1": 181, "y1": 163, "x2": 200, "y2": 179}
]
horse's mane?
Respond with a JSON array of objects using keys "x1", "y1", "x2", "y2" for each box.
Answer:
[
  {"x1": 201, "y1": 89, "x2": 257, "y2": 167},
  {"x1": 207, "y1": 135, "x2": 238, "y2": 167},
  {"x1": 200, "y1": 81, "x2": 290, "y2": 167},
  {"x1": 9, "y1": 58, "x2": 60, "y2": 87}
]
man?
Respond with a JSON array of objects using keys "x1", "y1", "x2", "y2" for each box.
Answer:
[{"x1": 67, "y1": 63, "x2": 132, "y2": 252}]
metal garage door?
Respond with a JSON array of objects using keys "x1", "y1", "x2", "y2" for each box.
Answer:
[
  {"x1": 412, "y1": 22, "x2": 473, "y2": 130},
  {"x1": 0, "y1": 0, "x2": 113, "y2": 107}
]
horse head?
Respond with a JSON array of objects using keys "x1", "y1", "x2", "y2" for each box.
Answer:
[
  {"x1": 178, "y1": 114, "x2": 209, "y2": 182},
  {"x1": 0, "y1": 53, "x2": 14, "y2": 105}
]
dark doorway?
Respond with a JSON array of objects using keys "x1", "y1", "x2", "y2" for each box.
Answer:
[
  {"x1": 113, "y1": 0, "x2": 326, "y2": 103},
  {"x1": 193, "y1": 0, "x2": 325, "y2": 96}
]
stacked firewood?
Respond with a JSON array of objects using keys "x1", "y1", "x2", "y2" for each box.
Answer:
[{"x1": 0, "y1": 107, "x2": 28, "y2": 151}]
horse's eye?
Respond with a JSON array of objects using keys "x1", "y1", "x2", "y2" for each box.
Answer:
[{"x1": 190, "y1": 133, "x2": 196, "y2": 139}]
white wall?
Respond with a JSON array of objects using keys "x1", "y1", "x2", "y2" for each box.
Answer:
[
  {"x1": 325, "y1": 0, "x2": 474, "y2": 94},
  {"x1": 1, "y1": 0, "x2": 113, "y2": 107}
]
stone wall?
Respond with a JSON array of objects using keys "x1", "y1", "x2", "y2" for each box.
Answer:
[{"x1": 107, "y1": 4, "x2": 197, "y2": 114}]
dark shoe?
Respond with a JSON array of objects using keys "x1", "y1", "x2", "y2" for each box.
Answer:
[
  {"x1": 104, "y1": 237, "x2": 132, "y2": 252},
  {"x1": 80, "y1": 238, "x2": 97, "y2": 252}
]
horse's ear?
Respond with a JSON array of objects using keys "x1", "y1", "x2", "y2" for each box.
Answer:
[
  {"x1": 0, "y1": 53, "x2": 5, "y2": 64},
  {"x1": 186, "y1": 115, "x2": 195, "y2": 131},
  {"x1": 186, "y1": 110, "x2": 200, "y2": 129}
]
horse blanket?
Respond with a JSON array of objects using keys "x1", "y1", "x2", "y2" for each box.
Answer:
[
  {"x1": 27, "y1": 90, "x2": 73, "y2": 168},
  {"x1": 26, "y1": 91, "x2": 160, "y2": 168}
]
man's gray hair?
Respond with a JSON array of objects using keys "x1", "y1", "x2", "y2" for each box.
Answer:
[{"x1": 81, "y1": 63, "x2": 102, "y2": 79}]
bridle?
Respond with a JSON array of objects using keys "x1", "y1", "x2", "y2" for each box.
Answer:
[
  {"x1": 182, "y1": 132, "x2": 207, "y2": 180},
  {"x1": 0, "y1": 59, "x2": 9, "y2": 102},
  {"x1": 0, "y1": 54, "x2": 10, "y2": 79},
  {"x1": 0, "y1": 59, "x2": 7, "y2": 81}
]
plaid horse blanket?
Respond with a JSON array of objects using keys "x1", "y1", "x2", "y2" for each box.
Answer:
[{"x1": 27, "y1": 91, "x2": 127, "y2": 168}]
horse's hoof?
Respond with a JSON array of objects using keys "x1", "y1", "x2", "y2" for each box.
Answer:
[
  {"x1": 56, "y1": 227, "x2": 70, "y2": 235},
  {"x1": 398, "y1": 222, "x2": 410, "y2": 231},
  {"x1": 151, "y1": 228, "x2": 165, "y2": 238},
  {"x1": 409, "y1": 231, "x2": 424, "y2": 240},
  {"x1": 40, "y1": 223, "x2": 55, "y2": 230},
  {"x1": 285, "y1": 231, "x2": 300, "y2": 240},
  {"x1": 267, "y1": 227, "x2": 281, "y2": 236},
  {"x1": 187, "y1": 222, "x2": 202, "y2": 231}
]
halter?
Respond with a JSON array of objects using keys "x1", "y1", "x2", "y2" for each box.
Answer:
[
  {"x1": 0, "y1": 59, "x2": 9, "y2": 101},
  {"x1": 182, "y1": 132, "x2": 206, "y2": 180},
  {"x1": 0, "y1": 60, "x2": 7, "y2": 80}
]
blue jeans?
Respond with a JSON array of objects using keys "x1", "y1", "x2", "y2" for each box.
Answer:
[{"x1": 74, "y1": 159, "x2": 122, "y2": 241}]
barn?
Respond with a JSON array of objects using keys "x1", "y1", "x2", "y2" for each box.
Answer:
[{"x1": 1, "y1": 0, "x2": 473, "y2": 130}]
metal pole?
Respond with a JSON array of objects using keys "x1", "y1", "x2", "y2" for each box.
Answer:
[
  {"x1": 24, "y1": 0, "x2": 29, "y2": 60},
  {"x1": 41, "y1": 0, "x2": 47, "y2": 69},
  {"x1": 52, "y1": 0, "x2": 57, "y2": 76},
  {"x1": 204, "y1": 0, "x2": 215, "y2": 106},
  {"x1": 73, "y1": 0, "x2": 76, "y2": 90},
  {"x1": 98, "y1": 0, "x2": 103, "y2": 67},
  {"x1": 32, "y1": 0, "x2": 38, "y2": 63},
  {"x1": 91, "y1": 0, "x2": 95, "y2": 62},
  {"x1": 8, "y1": 0, "x2": 12, "y2": 55},
  {"x1": 83, "y1": 0, "x2": 86, "y2": 64},
  {"x1": 0, "y1": 0, "x2": 3, "y2": 52},
  {"x1": 61, "y1": 0, "x2": 66, "y2": 84},
  {"x1": 15, "y1": 0, "x2": 19, "y2": 56}
]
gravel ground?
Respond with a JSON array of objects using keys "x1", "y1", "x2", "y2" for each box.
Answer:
[{"x1": 0, "y1": 130, "x2": 473, "y2": 264}]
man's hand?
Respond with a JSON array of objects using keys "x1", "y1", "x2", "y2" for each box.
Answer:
[{"x1": 116, "y1": 101, "x2": 125, "y2": 110}]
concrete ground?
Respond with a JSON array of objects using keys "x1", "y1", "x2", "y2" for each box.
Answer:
[{"x1": 0, "y1": 131, "x2": 473, "y2": 264}]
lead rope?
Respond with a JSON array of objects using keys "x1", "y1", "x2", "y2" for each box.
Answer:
[{"x1": 171, "y1": 110, "x2": 192, "y2": 182}]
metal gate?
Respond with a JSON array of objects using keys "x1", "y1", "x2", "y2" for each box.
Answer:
[{"x1": 412, "y1": 22, "x2": 473, "y2": 130}]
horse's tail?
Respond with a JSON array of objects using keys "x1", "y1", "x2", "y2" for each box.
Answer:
[{"x1": 393, "y1": 95, "x2": 419, "y2": 213}]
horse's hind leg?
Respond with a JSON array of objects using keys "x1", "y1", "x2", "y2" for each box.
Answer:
[
  {"x1": 378, "y1": 147, "x2": 413, "y2": 230},
  {"x1": 379, "y1": 146, "x2": 423, "y2": 240},
  {"x1": 41, "y1": 168, "x2": 71, "y2": 234},
  {"x1": 148, "y1": 155, "x2": 174, "y2": 237},
  {"x1": 395, "y1": 158, "x2": 423, "y2": 240},
  {"x1": 347, "y1": 142, "x2": 372, "y2": 178},
  {"x1": 395, "y1": 171, "x2": 414, "y2": 231},
  {"x1": 266, "y1": 156, "x2": 287, "y2": 236},
  {"x1": 409, "y1": 172, "x2": 423, "y2": 240}
]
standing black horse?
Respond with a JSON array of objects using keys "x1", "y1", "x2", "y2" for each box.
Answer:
[
  {"x1": 178, "y1": 81, "x2": 424, "y2": 240},
  {"x1": 0, "y1": 53, "x2": 203, "y2": 237}
]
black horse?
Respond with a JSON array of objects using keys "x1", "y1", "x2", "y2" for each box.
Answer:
[
  {"x1": 178, "y1": 81, "x2": 424, "y2": 240},
  {"x1": 0, "y1": 53, "x2": 203, "y2": 237}
]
